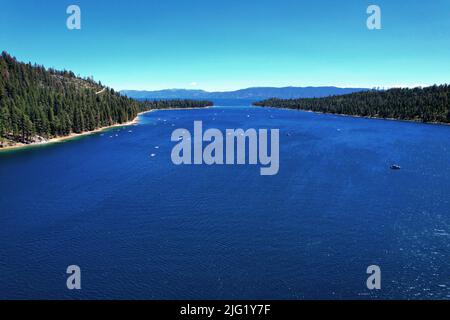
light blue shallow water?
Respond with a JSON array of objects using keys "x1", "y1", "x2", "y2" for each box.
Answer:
[{"x1": 0, "y1": 104, "x2": 449, "y2": 299}]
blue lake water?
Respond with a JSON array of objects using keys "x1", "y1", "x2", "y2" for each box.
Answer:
[{"x1": 1, "y1": 104, "x2": 450, "y2": 299}]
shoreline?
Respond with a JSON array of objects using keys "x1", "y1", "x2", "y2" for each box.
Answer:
[
  {"x1": 255, "y1": 105, "x2": 450, "y2": 127},
  {"x1": 0, "y1": 106, "x2": 211, "y2": 152},
  {"x1": 0, "y1": 109, "x2": 156, "y2": 152},
  {"x1": 151, "y1": 106, "x2": 213, "y2": 111}
]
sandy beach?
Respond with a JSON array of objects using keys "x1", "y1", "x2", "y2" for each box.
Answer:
[
  {"x1": 0, "y1": 107, "x2": 210, "y2": 152},
  {"x1": 0, "y1": 109, "x2": 156, "y2": 152},
  {"x1": 0, "y1": 106, "x2": 213, "y2": 152}
]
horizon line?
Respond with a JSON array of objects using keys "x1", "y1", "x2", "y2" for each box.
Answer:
[{"x1": 118, "y1": 84, "x2": 445, "y2": 92}]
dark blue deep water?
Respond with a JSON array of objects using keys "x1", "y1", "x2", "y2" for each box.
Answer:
[{"x1": 1, "y1": 105, "x2": 450, "y2": 299}]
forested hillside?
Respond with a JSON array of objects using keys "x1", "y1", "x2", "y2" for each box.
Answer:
[
  {"x1": 254, "y1": 85, "x2": 450, "y2": 124},
  {"x1": 0, "y1": 52, "x2": 212, "y2": 148}
]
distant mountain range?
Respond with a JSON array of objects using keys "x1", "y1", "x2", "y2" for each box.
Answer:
[{"x1": 120, "y1": 87, "x2": 370, "y2": 101}]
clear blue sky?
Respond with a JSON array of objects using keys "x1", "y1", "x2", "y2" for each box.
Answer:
[{"x1": 1, "y1": 0, "x2": 449, "y2": 91}]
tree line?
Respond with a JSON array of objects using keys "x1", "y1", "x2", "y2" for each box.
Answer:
[
  {"x1": 140, "y1": 99, "x2": 213, "y2": 110},
  {"x1": 0, "y1": 52, "x2": 212, "y2": 146},
  {"x1": 254, "y1": 85, "x2": 450, "y2": 124}
]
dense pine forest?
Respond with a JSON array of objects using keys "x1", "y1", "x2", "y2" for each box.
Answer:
[
  {"x1": 0, "y1": 52, "x2": 212, "y2": 148},
  {"x1": 254, "y1": 85, "x2": 450, "y2": 124}
]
